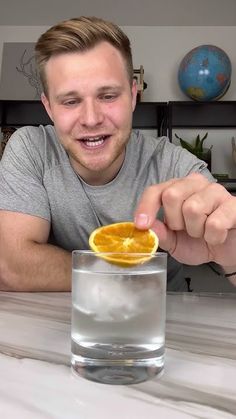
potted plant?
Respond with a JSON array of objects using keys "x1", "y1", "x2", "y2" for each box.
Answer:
[{"x1": 175, "y1": 132, "x2": 212, "y2": 171}]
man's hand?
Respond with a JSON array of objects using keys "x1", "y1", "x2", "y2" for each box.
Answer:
[{"x1": 134, "y1": 173, "x2": 236, "y2": 268}]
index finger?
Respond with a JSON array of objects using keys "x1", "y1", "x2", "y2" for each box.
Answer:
[{"x1": 134, "y1": 178, "x2": 178, "y2": 229}]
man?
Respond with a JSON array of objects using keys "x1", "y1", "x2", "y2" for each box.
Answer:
[{"x1": 0, "y1": 16, "x2": 236, "y2": 292}]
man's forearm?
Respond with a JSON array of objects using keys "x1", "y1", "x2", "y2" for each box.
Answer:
[{"x1": 0, "y1": 242, "x2": 72, "y2": 292}]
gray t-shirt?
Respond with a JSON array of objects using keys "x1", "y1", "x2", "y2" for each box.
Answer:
[{"x1": 0, "y1": 126, "x2": 215, "y2": 290}]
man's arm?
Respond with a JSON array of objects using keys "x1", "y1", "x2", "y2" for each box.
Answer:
[{"x1": 0, "y1": 210, "x2": 71, "y2": 291}]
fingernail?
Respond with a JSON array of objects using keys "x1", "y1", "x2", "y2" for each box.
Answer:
[{"x1": 135, "y1": 213, "x2": 149, "y2": 228}]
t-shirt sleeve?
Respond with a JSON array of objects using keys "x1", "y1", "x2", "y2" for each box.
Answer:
[
  {"x1": 0, "y1": 127, "x2": 51, "y2": 221},
  {"x1": 157, "y1": 138, "x2": 216, "y2": 183}
]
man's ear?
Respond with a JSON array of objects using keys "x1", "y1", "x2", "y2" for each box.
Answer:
[
  {"x1": 131, "y1": 79, "x2": 138, "y2": 112},
  {"x1": 41, "y1": 93, "x2": 54, "y2": 122}
]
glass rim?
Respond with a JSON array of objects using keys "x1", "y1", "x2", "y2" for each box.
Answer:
[{"x1": 72, "y1": 250, "x2": 167, "y2": 258}]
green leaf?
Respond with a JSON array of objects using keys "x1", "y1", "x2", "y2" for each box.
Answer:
[
  {"x1": 175, "y1": 131, "x2": 209, "y2": 154},
  {"x1": 195, "y1": 134, "x2": 201, "y2": 151},
  {"x1": 199, "y1": 132, "x2": 208, "y2": 151},
  {"x1": 179, "y1": 139, "x2": 195, "y2": 153},
  {"x1": 201, "y1": 132, "x2": 208, "y2": 142}
]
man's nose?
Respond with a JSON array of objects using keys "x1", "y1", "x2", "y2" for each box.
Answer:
[{"x1": 79, "y1": 100, "x2": 104, "y2": 127}]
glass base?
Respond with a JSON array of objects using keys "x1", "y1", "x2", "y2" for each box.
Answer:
[{"x1": 71, "y1": 352, "x2": 164, "y2": 385}]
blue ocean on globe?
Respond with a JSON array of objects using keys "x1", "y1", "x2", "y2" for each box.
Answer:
[{"x1": 178, "y1": 45, "x2": 232, "y2": 101}]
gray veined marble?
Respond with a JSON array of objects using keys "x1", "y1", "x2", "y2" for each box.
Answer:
[{"x1": 0, "y1": 291, "x2": 236, "y2": 418}]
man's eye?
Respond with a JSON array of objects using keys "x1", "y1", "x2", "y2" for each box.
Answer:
[
  {"x1": 102, "y1": 94, "x2": 118, "y2": 101},
  {"x1": 63, "y1": 99, "x2": 79, "y2": 106}
]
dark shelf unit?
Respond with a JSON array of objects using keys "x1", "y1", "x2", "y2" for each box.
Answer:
[
  {"x1": 168, "y1": 101, "x2": 236, "y2": 190},
  {"x1": 0, "y1": 100, "x2": 52, "y2": 127},
  {"x1": 0, "y1": 100, "x2": 168, "y2": 137},
  {"x1": 168, "y1": 101, "x2": 236, "y2": 141},
  {"x1": 2, "y1": 99, "x2": 236, "y2": 137},
  {"x1": 1, "y1": 99, "x2": 236, "y2": 188},
  {"x1": 132, "y1": 101, "x2": 168, "y2": 136}
]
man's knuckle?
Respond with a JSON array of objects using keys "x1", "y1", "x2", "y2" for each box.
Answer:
[{"x1": 162, "y1": 187, "x2": 179, "y2": 205}]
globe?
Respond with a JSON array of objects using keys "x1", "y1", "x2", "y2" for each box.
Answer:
[{"x1": 178, "y1": 45, "x2": 232, "y2": 101}]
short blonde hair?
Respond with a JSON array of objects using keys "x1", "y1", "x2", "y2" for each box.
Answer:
[{"x1": 35, "y1": 16, "x2": 133, "y2": 95}]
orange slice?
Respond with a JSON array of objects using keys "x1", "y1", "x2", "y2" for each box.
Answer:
[{"x1": 89, "y1": 222, "x2": 158, "y2": 266}]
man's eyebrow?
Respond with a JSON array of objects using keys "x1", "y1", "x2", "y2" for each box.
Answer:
[
  {"x1": 55, "y1": 91, "x2": 79, "y2": 100},
  {"x1": 97, "y1": 85, "x2": 122, "y2": 93}
]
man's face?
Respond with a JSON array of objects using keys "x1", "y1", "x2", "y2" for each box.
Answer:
[{"x1": 42, "y1": 41, "x2": 137, "y2": 185}]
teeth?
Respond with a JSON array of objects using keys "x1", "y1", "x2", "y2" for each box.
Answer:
[
  {"x1": 83, "y1": 136, "x2": 106, "y2": 147},
  {"x1": 85, "y1": 139, "x2": 104, "y2": 147},
  {"x1": 84, "y1": 136, "x2": 103, "y2": 141}
]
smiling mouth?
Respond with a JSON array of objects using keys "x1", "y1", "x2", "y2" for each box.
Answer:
[{"x1": 79, "y1": 135, "x2": 110, "y2": 147}]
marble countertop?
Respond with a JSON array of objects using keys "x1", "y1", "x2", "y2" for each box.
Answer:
[{"x1": 0, "y1": 291, "x2": 236, "y2": 419}]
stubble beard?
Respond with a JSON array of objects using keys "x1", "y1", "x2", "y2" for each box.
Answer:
[{"x1": 68, "y1": 127, "x2": 132, "y2": 183}]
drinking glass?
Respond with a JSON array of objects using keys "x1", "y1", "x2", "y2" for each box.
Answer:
[{"x1": 71, "y1": 250, "x2": 167, "y2": 385}]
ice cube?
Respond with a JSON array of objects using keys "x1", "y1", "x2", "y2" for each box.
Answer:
[{"x1": 73, "y1": 273, "x2": 159, "y2": 322}]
